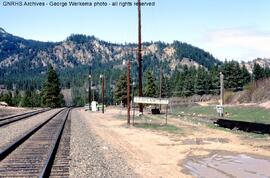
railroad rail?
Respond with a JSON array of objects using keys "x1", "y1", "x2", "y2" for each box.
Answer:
[
  {"x1": 0, "y1": 109, "x2": 50, "y2": 127},
  {"x1": 0, "y1": 108, "x2": 71, "y2": 177}
]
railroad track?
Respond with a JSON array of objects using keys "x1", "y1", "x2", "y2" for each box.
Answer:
[
  {"x1": 0, "y1": 108, "x2": 71, "y2": 177},
  {"x1": 0, "y1": 109, "x2": 50, "y2": 127}
]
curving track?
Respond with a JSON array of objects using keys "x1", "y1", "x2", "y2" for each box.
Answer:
[{"x1": 0, "y1": 108, "x2": 71, "y2": 177}]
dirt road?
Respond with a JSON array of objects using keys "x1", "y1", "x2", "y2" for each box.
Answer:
[{"x1": 74, "y1": 107, "x2": 270, "y2": 178}]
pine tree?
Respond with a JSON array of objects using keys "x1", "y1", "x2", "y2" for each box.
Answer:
[
  {"x1": 222, "y1": 61, "x2": 242, "y2": 90},
  {"x1": 114, "y1": 73, "x2": 130, "y2": 106},
  {"x1": 265, "y1": 67, "x2": 270, "y2": 78},
  {"x1": 12, "y1": 90, "x2": 22, "y2": 106},
  {"x1": 241, "y1": 65, "x2": 251, "y2": 86},
  {"x1": 21, "y1": 90, "x2": 32, "y2": 107},
  {"x1": 235, "y1": 62, "x2": 244, "y2": 89},
  {"x1": 209, "y1": 66, "x2": 220, "y2": 95},
  {"x1": 174, "y1": 71, "x2": 184, "y2": 97},
  {"x1": 160, "y1": 74, "x2": 171, "y2": 98},
  {"x1": 182, "y1": 66, "x2": 196, "y2": 96},
  {"x1": 144, "y1": 70, "x2": 156, "y2": 97},
  {"x1": 194, "y1": 67, "x2": 209, "y2": 95},
  {"x1": 253, "y1": 63, "x2": 264, "y2": 81},
  {"x1": 41, "y1": 65, "x2": 65, "y2": 108},
  {"x1": 32, "y1": 91, "x2": 42, "y2": 107}
]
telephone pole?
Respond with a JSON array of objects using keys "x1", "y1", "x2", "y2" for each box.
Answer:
[
  {"x1": 220, "y1": 72, "x2": 224, "y2": 117},
  {"x1": 88, "y1": 66, "x2": 92, "y2": 110},
  {"x1": 127, "y1": 59, "x2": 131, "y2": 125},
  {"x1": 137, "y1": 0, "x2": 143, "y2": 113},
  {"x1": 220, "y1": 72, "x2": 224, "y2": 106},
  {"x1": 159, "y1": 66, "x2": 162, "y2": 111},
  {"x1": 100, "y1": 75, "x2": 105, "y2": 114}
]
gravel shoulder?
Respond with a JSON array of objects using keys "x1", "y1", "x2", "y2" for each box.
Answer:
[
  {"x1": 70, "y1": 109, "x2": 139, "y2": 178},
  {"x1": 0, "y1": 108, "x2": 62, "y2": 151},
  {"x1": 0, "y1": 106, "x2": 33, "y2": 118}
]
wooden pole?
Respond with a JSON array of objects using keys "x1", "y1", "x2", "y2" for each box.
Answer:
[
  {"x1": 159, "y1": 67, "x2": 162, "y2": 111},
  {"x1": 127, "y1": 60, "x2": 131, "y2": 125},
  {"x1": 220, "y1": 72, "x2": 224, "y2": 117},
  {"x1": 138, "y1": 0, "x2": 143, "y2": 113},
  {"x1": 102, "y1": 76, "x2": 105, "y2": 114},
  {"x1": 88, "y1": 66, "x2": 92, "y2": 110},
  {"x1": 132, "y1": 82, "x2": 136, "y2": 126},
  {"x1": 165, "y1": 104, "x2": 168, "y2": 125},
  {"x1": 220, "y1": 72, "x2": 224, "y2": 106}
]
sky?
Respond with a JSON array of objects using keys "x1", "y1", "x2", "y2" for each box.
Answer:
[{"x1": 1, "y1": 0, "x2": 270, "y2": 61}]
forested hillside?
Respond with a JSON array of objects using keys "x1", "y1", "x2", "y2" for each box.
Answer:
[
  {"x1": 1, "y1": 28, "x2": 270, "y2": 106},
  {"x1": 0, "y1": 28, "x2": 220, "y2": 90}
]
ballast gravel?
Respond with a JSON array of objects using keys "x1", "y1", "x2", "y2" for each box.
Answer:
[{"x1": 70, "y1": 109, "x2": 139, "y2": 178}]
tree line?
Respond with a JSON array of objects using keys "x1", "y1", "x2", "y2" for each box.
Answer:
[
  {"x1": 1, "y1": 60, "x2": 270, "y2": 107},
  {"x1": 114, "y1": 60, "x2": 270, "y2": 105},
  {"x1": 0, "y1": 65, "x2": 65, "y2": 108}
]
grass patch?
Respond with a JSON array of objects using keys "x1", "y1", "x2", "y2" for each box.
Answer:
[
  {"x1": 135, "y1": 123, "x2": 182, "y2": 134},
  {"x1": 172, "y1": 105, "x2": 270, "y2": 124}
]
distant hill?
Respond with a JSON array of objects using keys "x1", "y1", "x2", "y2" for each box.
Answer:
[
  {"x1": 0, "y1": 28, "x2": 221, "y2": 70},
  {"x1": 243, "y1": 58, "x2": 270, "y2": 73},
  {"x1": 0, "y1": 27, "x2": 221, "y2": 89}
]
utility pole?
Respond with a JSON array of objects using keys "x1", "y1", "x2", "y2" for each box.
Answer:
[
  {"x1": 137, "y1": 0, "x2": 143, "y2": 113},
  {"x1": 220, "y1": 72, "x2": 224, "y2": 117},
  {"x1": 100, "y1": 75, "x2": 105, "y2": 114},
  {"x1": 132, "y1": 81, "x2": 136, "y2": 125},
  {"x1": 159, "y1": 66, "x2": 162, "y2": 111},
  {"x1": 127, "y1": 59, "x2": 131, "y2": 125},
  {"x1": 88, "y1": 66, "x2": 92, "y2": 110},
  {"x1": 220, "y1": 72, "x2": 224, "y2": 106}
]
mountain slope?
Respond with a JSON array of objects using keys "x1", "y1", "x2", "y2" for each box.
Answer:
[
  {"x1": 0, "y1": 28, "x2": 222, "y2": 90},
  {"x1": 244, "y1": 58, "x2": 270, "y2": 73},
  {"x1": 0, "y1": 28, "x2": 221, "y2": 70}
]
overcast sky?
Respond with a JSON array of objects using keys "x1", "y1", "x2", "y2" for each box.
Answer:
[{"x1": 1, "y1": 0, "x2": 270, "y2": 61}]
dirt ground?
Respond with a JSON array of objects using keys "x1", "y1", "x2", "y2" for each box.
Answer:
[
  {"x1": 0, "y1": 106, "x2": 31, "y2": 117},
  {"x1": 75, "y1": 108, "x2": 270, "y2": 178}
]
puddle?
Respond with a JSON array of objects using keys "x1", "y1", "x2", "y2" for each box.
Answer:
[
  {"x1": 185, "y1": 154, "x2": 270, "y2": 178},
  {"x1": 182, "y1": 138, "x2": 229, "y2": 145}
]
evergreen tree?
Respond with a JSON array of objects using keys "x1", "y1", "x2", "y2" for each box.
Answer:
[
  {"x1": 21, "y1": 90, "x2": 32, "y2": 107},
  {"x1": 12, "y1": 90, "x2": 22, "y2": 106},
  {"x1": 182, "y1": 66, "x2": 196, "y2": 96},
  {"x1": 241, "y1": 65, "x2": 251, "y2": 86},
  {"x1": 161, "y1": 75, "x2": 171, "y2": 98},
  {"x1": 174, "y1": 70, "x2": 184, "y2": 96},
  {"x1": 264, "y1": 67, "x2": 270, "y2": 78},
  {"x1": 41, "y1": 65, "x2": 65, "y2": 108},
  {"x1": 253, "y1": 63, "x2": 264, "y2": 81},
  {"x1": 194, "y1": 67, "x2": 210, "y2": 95},
  {"x1": 144, "y1": 70, "x2": 156, "y2": 97},
  {"x1": 114, "y1": 73, "x2": 129, "y2": 106},
  {"x1": 222, "y1": 61, "x2": 242, "y2": 90},
  {"x1": 209, "y1": 66, "x2": 220, "y2": 94},
  {"x1": 32, "y1": 91, "x2": 42, "y2": 107}
]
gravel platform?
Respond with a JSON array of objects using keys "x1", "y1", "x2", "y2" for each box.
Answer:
[
  {"x1": 70, "y1": 109, "x2": 140, "y2": 178},
  {"x1": 0, "y1": 109, "x2": 62, "y2": 151}
]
